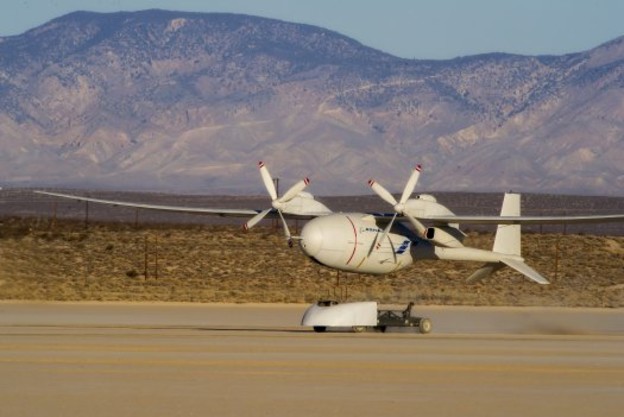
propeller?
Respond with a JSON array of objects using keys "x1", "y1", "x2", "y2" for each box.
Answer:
[
  {"x1": 244, "y1": 161, "x2": 310, "y2": 241},
  {"x1": 368, "y1": 164, "x2": 427, "y2": 248}
]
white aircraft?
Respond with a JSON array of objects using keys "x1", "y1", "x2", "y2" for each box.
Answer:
[{"x1": 35, "y1": 161, "x2": 624, "y2": 286}]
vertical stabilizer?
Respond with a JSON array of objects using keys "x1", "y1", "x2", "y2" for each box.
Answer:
[
  {"x1": 466, "y1": 192, "x2": 549, "y2": 284},
  {"x1": 493, "y1": 193, "x2": 521, "y2": 256}
]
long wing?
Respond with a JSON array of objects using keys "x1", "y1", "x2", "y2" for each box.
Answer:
[
  {"x1": 421, "y1": 214, "x2": 624, "y2": 225},
  {"x1": 370, "y1": 212, "x2": 624, "y2": 226},
  {"x1": 35, "y1": 191, "x2": 624, "y2": 225},
  {"x1": 35, "y1": 190, "x2": 264, "y2": 218},
  {"x1": 34, "y1": 190, "x2": 330, "y2": 220},
  {"x1": 356, "y1": 210, "x2": 624, "y2": 226}
]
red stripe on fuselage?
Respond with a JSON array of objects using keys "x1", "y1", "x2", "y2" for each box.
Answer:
[{"x1": 345, "y1": 215, "x2": 358, "y2": 265}]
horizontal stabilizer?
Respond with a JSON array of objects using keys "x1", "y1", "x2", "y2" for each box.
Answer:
[
  {"x1": 466, "y1": 263, "x2": 505, "y2": 283},
  {"x1": 501, "y1": 258, "x2": 550, "y2": 285}
]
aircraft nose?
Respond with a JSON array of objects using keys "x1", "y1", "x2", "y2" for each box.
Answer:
[{"x1": 300, "y1": 219, "x2": 323, "y2": 257}]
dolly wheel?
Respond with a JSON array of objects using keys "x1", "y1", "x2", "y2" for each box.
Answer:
[
  {"x1": 352, "y1": 326, "x2": 366, "y2": 333},
  {"x1": 418, "y1": 318, "x2": 432, "y2": 334},
  {"x1": 313, "y1": 326, "x2": 327, "y2": 333}
]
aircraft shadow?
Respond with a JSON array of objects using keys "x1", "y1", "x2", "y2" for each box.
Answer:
[{"x1": 196, "y1": 327, "x2": 310, "y2": 334}]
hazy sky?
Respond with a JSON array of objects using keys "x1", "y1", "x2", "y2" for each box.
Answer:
[{"x1": 3, "y1": 0, "x2": 624, "y2": 59}]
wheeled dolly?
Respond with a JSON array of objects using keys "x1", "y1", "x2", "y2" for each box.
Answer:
[
  {"x1": 376, "y1": 302, "x2": 432, "y2": 333},
  {"x1": 301, "y1": 300, "x2": 432, "y2": 334}
]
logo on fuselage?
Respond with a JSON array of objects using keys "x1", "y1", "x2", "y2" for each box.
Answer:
[
  {"x1": 395, "y1": 240, "x2": 411, "y2": 254},
  {"x1": 360, "y1": 226, "x2": 383, "y2": 233}
]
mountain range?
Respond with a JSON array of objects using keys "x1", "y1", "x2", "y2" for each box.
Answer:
[{"x1": 0, "y1": 10, "x2": 623, "y2": 195}]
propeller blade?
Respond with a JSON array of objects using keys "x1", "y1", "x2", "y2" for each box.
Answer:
[
  {"x1": 244, "y1": 208, "x2": 272, "y2": 230},
  {"x1": 258, "y1": 161, "x2": 277, "y2": 201},
  {"x1": 369, "y1": 164, "x2": 427, "y2": 241},
  {"x1": 404, "y1": 212, "x2": 427, "y2": 236},
  {"x1": 366, "y1": 233, "x2": 379, "y2": 257},
  {"x1": 278, "y1": 177, "x2": 310, "y2": 203},
  {"x1": 399, "y1": 164, "x2": 422, "y2": 205},
  {"x1": 276, "y1": 209, "x2": 292, "y2": 240},
  {"x1": 368, "y1": 179, "x2": 398, "y2": 206},
  {"x1": 376, "y1": 213, "x2": 397, "y2": 250}
]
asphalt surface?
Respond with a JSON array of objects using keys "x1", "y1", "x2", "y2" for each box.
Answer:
[{"x1": 0, "y1": 302, "x2": 622, "y2": 417}]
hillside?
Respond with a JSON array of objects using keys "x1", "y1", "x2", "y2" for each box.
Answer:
[{"x1": 0, "y1": 10, "x2": 623, "y2": 195}]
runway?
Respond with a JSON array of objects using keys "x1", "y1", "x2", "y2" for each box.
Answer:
[{"x1": 0, "y1": 302, "x2": 622, "y2": 417}]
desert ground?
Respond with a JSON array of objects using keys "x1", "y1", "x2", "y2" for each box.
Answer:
[
  {"x1": 0, "y1": 302, "x2": 622, "y2": 417},
  {"x1": 0, "y1": 217, "x2": 622, "y2": 306}
]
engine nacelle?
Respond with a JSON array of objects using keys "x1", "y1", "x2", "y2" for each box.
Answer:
[
  {"x1": 282, "y1": 192, "x2": 332, "y2": 216},
  {"x1": 425, "y1": 227, "x2": 465, "y2": 248},
  {"x1": 415, "y1": 194, "x2": 437, "y2": 203},
  {"x1": 404, "y1": 195, "x2": 455, "y2": 218}
]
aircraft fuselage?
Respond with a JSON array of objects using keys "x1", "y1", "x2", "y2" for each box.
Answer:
[{"x1": 299, "y1": 213, "x2": 415, "y2": 274}]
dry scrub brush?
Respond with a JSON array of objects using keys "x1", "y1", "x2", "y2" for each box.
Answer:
[{"x1": 0, "y1": 218, "x2": 622, "y2": 306}]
